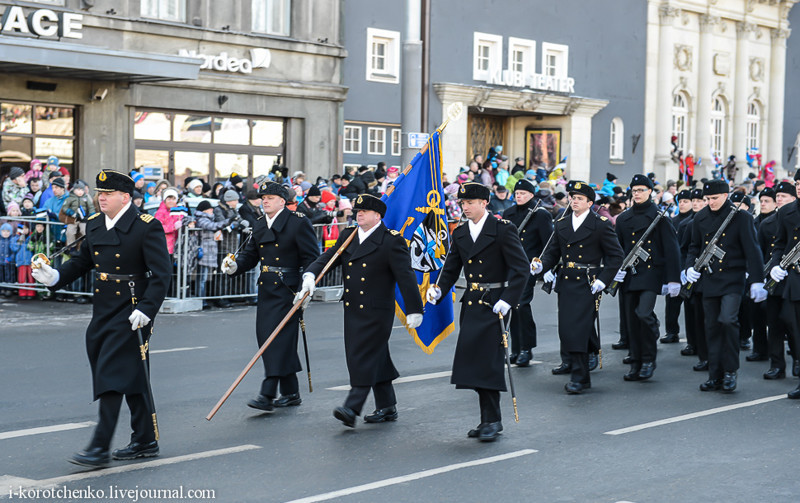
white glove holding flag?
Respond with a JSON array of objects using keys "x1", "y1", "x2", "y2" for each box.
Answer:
[
  {"x1": 294, "y1": 273, "x2": 316, "y2": 309},
  {"x1": 128, "y1": 309, "x2": 151, "y2": 331},
  {"x1": 750, "y1": 283, "x2": 768, "y2": 303},
  {"x1": 492, "y1": 300, "x2": 511, "y2": 316},
  {"x1": 685, "y1": 267, "x2": 701, "y2": 283},
  {"x1": 406, "y1": 313, "x2": 423, "y2": 329},
  {"x1": 614, "y1": 270, "x2": 627, "y2": 283},
  {"x1": 221, "y1": 255, "x2": 237, "y2": 275},
  {"x1": 590, "y1": 279, "x2": 605, "y2": 295},
  {"x1": 426, "y1": 285, "x2": 442, "y2": 304},
  {"x1": 770, "y1": 266, "x2": 788, "y2": 283},
  {"x1": 31, "y1": 262, "x2": 59, "y2": 287},
  {"x1": 530, "y1": 260, "x2": 543, "y2": 275}
]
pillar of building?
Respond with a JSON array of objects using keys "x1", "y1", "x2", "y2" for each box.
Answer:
[
  {"x1": 695, "y1": 14, "x2": 717, "y2": 177},
  {"x1": 731, "y1": 21, "x2": 752, "y2": 181},
  {"x1": 654, "y1": 4, "x2": 679, "y2": 183},
  {"x1": 768, "y1": 28, "x2": 789, "y2": 174}
]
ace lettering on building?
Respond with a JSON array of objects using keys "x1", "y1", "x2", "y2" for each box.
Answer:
[{"x1": 0, "y1": 6, "x2": 83, "y2": 39}]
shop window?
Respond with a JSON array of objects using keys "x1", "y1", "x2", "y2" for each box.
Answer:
[
  {"x1": 671, "y1": 93, "x2": 689, "y2": 152},
  {"x1": 473, "y1": 32, "x2": 502, "y2": 81},
  {"x1": 344, "y1": 125, "x2": 361, "y2": 154},
  {"x1": 135, "y1": 111, "x2": 173, "y2": 141},
  {"x1": 215, "y1": 153, "x2": 248, "y2": 180},
  {"x1": 366, "y1": 28, "x2": 400, "y2": 84},
  {"x1": 214, "y1": 118, "x2": 250, "y2": 145},
  {"x1": 1, "y1": 103, "x2": 32, "y2": 134},
  {"x1": 609, "y1": 118, "x2": 624, "y2": 160},
  {"x1": 141, "y1": 0, "x2": 186, "y2": 22},
  {"x1": 254, "y1": 155, "x2": 280, "y2": 179},
  {"x1": 711, "y1": 96, "x2": 727, "y2": 160},
  {"x1": 746, "y1": 101, "x2": 761, "y2": 155},
  {"x1": 391, "y1": 128, "x2": 401, "y2": 156},
  {"x1": 508, "y1": 37, "x2": 535, "y2": 76},
  {"x1": 542, "y1": 42, "x2": 569, "y2": 78},
  {"x1": 134, "y1": 150, "x2": 169, "y2": 181},
  {"x1": 36, "y1": 106, "x2": 73, "y2": 136},
  {"x1": 173, "y1": 115, "x2": 214, "y2": 143},
  {"x1": 0, "y1": 101, "x2": 75, "y2": 176},
  {"x1": 252, "y1": 0, "x2": 291, "y2": 36},
  {"x1": 368, "y1": 127, "x2": 385, "y2": 155},
  {"x1": 252, "y1": 119, "x2": 284, "y2": 147}
]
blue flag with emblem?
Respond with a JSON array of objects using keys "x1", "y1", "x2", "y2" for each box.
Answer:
[{"x1": 381, "y1": 130, "x2": 454, "y2": 354}]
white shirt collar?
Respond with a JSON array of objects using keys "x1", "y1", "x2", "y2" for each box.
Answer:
[
  {"x1": 357, "y1": 220, "x2": 382, "y2": 244},
  {"x1": 105, "y1": 201, "x2": 132, "y2": 230},
  {"x1": 571, "y1": 209, "x2": 590, "y2": 232},
  {"x1": 265, "y1": 208, "x2": 284, "y2": 229},
  {"x1": 468, "y1": 210, "x2": 490, "y2": 242}
]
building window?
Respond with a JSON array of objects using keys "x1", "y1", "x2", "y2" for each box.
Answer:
[
  {"x1": 366, "y1": 28, "x2": 400, "y2": 83},
  {"x1": 671, "y1": 93, "x2": 689, "y2": 152},
  {"x1": 542, "y1": 42, "x2": 569, "y2": 78},
  {"x1": 0, "y1": 102, "x2": 76, "y2": 177},
  {"x1": 746, "y1": 101, "x2": 761, "y2": 155},
  {"x1": 252, "y1": 0, "x2": 291, "y2": 36},
  {"x1": 391, "y1": 128, "x2": 401, "y2": 156},
  {"x1": 610, "y1": 118, "x2": 624, "y2": 160},
  {"x1": 508, "y1": 37, "x2": 536, "y2": 76},
  {"x1": 473, "y1": 32, "x2": 502, "y2": 81},
  {"x1": 711, "y1": 96, "x2": 727, "y2": 160},
  {"x1": 368, "y1": 127, "x2": 386, "y2": 155},
  {"x1": 344, "y1": 125, "x2": 361, "y2": 154},
  {"x1": 141, "y1": 0, "x2": 186, "y2": 22}
]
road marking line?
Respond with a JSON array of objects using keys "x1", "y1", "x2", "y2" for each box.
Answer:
[
  {"x1": 604, "y1": 394, "x2": 786, "y2": 435},
  {"x1": 284, "y1": 449, "x2": 538, "y2": 503},
  {"x1": 0, "y1": 422, "x2": 96, "y2": 441},
  {"x1": 150, "y1": 346, "x2": 208, "y2": 354},
  {"x1": 6, "y1": 445, "x2": 261, "y2": 492}
]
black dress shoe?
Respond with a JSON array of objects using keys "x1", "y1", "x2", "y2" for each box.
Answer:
[
  {"x1": 722, "y1": 372, "x2": 737, "y2": 393},
  {"x1": 478, "y1": 422, "x2": 503, "y2": 442},
  {"x1": 247, "y1": 394, "x2": 274, "y2": 411},
  {"x1": 551, "y1": 363, "x2": 571, "y2": 375},
  {"x1": 660, "y1": 333, "x2": 679, "y2": 344},
  {"x1": 468, "y1": 422, "x2": 504, "y2": 438},
  {"x1": 69, "y1": 447, "x2": 110, "y2": 468},
  {"x1": 740, "y1": 340, "x2": 751, "y2": 350},
  {"x1": 680, "y1": 344, "x2": 697, "y2": 356},
  {"x1": 112, "y1": 440, "x2": 159, "y2": 460},
  {"x1": 699, "y1": 379, "x2": 722, "y2": 391},
  {"x1": 75, "y1": 296, "x2": 89, "y2": 304},
  {"x1": 509, "y1": 352, "x2": 518, "y2": 365},
  {"x1": 693, "y1": 360, "x2": 709, "y2": 371},
  {"x1": 788, "y1": 384, "x2": 800, "y2": 399},
  {"x1": 623, "y1": 366, "x2": 642, "y2": 381},
  {"x1": 564, "y1": 381, "x2": 590, "y2": 394},
  {"x1": 515, "y1": 350, "x2": 531, "y2": 367},
  {"x1": 638, "y1": 362, "x2": 656, "y2": 380},
  {"x1": 273, "y1": 393, "x2": 302, "y2": 407},
  {"x1": 612, "y1": 341, "x2": 628, "y2": 350},
  {"x1": 622, "y1": 355, "x2": 633, "y2": 365},
  {"x1": 793, "y1": 359, "x2": 800, "y2": 377},
  {"x1": 745, "y1": 352, "x2": 768, "y2": 362},
  {"x1": 333, "y1": 406, "x2": 357, "y2": 428},
  {"x1": 763, "y1": 368, "x2": 786, "y2": 380},
  {"x1": 364, "y1": 406, "x2": 398, "y2": 423},
  {"x1": 588, "y1": 353, "x2": 598, "y2": 371}
]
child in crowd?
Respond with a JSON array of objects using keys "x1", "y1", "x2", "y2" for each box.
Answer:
[
  {"x1": 27, "y1": 220, "x2": 55, "y2": 299},
  {"x1": 0, "y1": 223, "x2": 15, "y2": 297},
  {"x1": 10, "y1": 223, "x2": 34, "y2": 299},
  {"x1": 60, "y1": 180, "x2": 95, "y2": 245},
  {"x1": 20, "y1": 195, "x2": 37, "y2": 217}
]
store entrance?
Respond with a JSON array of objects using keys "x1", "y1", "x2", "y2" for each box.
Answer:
[{"x1": 467, "y1": 114, "x2": 505, "y2": 163}]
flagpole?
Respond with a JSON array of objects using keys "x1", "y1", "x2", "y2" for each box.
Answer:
[{"x1": 396, "y1": 102, "x2": 462, "y2": 178}]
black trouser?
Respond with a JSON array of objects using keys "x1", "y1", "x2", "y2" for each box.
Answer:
[
  {"x1": 261, "y1": 374, "x2": 299, "y2": 398},
  {"x1": 344, "y1": 380, "x2": 396, "y2": 415},
  {"x1": 624, "y1": 290, "x2": 660, "y2": 368},
  {"x1": 569, "y1": 351, "x2": 590, "y2": 385},
  {"x1": 782, "y1": 298, "x2": 800, "y2": 368},
  {"x1": 702, "y1": 294, "x2": 742, "y2": 380},
  {"x1": 665, "y1": 295, "x2": 683, "y2": 336},
  {"x1": 750, "y1": 297, "x2": 768, "y2": 355},
  {"x1": 618, "y1": 291, "x2": 629, "y2": 345},
  {"x1": 738, "y1": 296, "x2": 755, "y2": 344},
  {"x1": 684, "y1": 293, "x2": 697, "y2": 347},
  {"x1": 691, "y1": 293, "x2": 708, "y2": 361},
  {"x1": 767, "y1": 296, "x2": 791, "y2": 370},
  {"x1": 475, "y1": 388, "x2": 501, "y2": 423},
  {"x1": 89, "y1": 392, "x2": 154, "y2": 450},
  {"x1": 510, "y1": 276, "x2": 536, "y2": 353}
]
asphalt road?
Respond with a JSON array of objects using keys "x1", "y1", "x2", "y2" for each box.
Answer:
[{"x1": 1, "y1": 291, "x2": 799, "y2": 503}]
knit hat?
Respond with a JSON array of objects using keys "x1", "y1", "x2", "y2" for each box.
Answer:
[
  {"x1": 132, "y1": 190, "x2": 144, "y2": 201},
  {"x1": 131, "y1": 171, "x2": 145, "y2": 183},
  {"x1": 186, "y1": 178, "x2": 203, "y2": 191},
  {"x1": 306, "y1": 185, "x2": 321, "y2": 197},
  {"x1": 8, "y1": 166, "x2": 24, "y2": 179},
  {"x1": 30, "y1": 159, "x2": 42, "y2": 170},
  {"x1": 162, "y1": 188, "x2": 179, "y2": 200},
  {"x1": 223, "y1": 189, "x2": 239, "y2": 202},
  {"x1": 47, "y1": 155, "x2": 59, "y2": 166},
  {"x1": 196, "y1": 200, "x2": 213, "y2": 212},
  {"x1": 606, "y1": 172, "x2": 618, "y2": 182},
  {"x1": 229, "y1": 173, "x2": 243, "y2": 185},
  {"x1": 58, "y1": 167, "x2": 69, "y2": 177},
  {"x1": 50, "y1": 177, "x2": 66, "y2": 189}
]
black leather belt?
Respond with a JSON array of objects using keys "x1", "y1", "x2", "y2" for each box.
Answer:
[
  {"x1": 260, "y1": 266, "x2": 298, "y2": 274},
  {"x1": 469, "y1": 281, "x2": 508, "y2": 291},
  {"x1": 95, "y1": 272, "x2": 151, "y2": 282},
  {"x1": 564, "y1": 262, "x2": 600, "y2": 269}
]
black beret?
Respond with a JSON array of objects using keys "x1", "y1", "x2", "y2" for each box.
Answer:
[
  {"x1": 690, "y1": 188, "x2": 704, "y2": 200},
  {"x1": 514, "y1": 178, "x2": 536, "y2": 194},
  {"x1": 307, "y1": 185, "x2": 321, "y2": 197},
  {"x1": 759, "y1": 187, "x2": 776, "y2": 201},
  {"x1": 702, "y1": 179, "x2": 729, "y2": 196},
  {"x1": 630, "y1": 174, "x2": 654, "y2": 189},
  {"x1": 196, "y1": 200, "x2": 213, "y2": 212},
  {"x1": 675, "y1": 189, "x2": 692, "y2": 202},
  {"x1": 566, "y1": 180, "x2": 595, "y2": 201},
  {"x1": 258, "y1": 181, "x2": 291, "y2": 201},
  {"x1": 95, "y1": 169, "x2": 134, "y2": 195},
  {"x1": 775, "y1": 181, "x2": 795, "y2": 197},
  {"x1": 458, "y1": 182, "x2": 491, "y2": 201},
  {"x1": 730, "y1": 191, "x2": 750, "y2": 207},
  {"x1": 353, "y1": 193, "x2": 387, "y2": 217}
]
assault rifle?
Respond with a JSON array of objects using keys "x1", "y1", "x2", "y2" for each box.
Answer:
[
  {"x1": 764, "y1": 239, "x2": 800, "y2": 294},
  {"x1": 605, "y1": 208, "x2": 669, "y2": 297}
]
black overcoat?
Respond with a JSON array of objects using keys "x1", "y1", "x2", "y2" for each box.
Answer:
[{"x1": 768, "y1": 200, "x2": 800, "y2": 301}]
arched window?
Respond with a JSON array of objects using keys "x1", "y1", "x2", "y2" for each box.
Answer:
[
  {"x1": 710, "y1": 96, "x2": 727, "y2": 159},
  {"x1": 746, "y1": 101, "x2": 761, "y2": 155},
  {"x1": 672, "y1": 93, "x2": 688, "y2": 152},
  {"x1": 609, "y1": 117, "x2": 624, "y2": 160}
]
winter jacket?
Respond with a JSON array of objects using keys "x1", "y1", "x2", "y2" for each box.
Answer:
[
  {"x1": 60, "y1": 190, "x2": 96, "y2": 223},
  {"x1": 0, "y1": 224, "x2": 14, "y2": 265},
  {"x1": 194, "y1": 210, "x2": 231, "y2": 268},
  {"x1": 42, "y1": 192, "x2": 68, "y2": 222},
  {"x1": 296, "y1": 200, "x2": 334, "y2": 225},
  {"x1": 487, "y1": 195, "x2": 513, "y2": 216},
  {"x1": 2, "y1": 179, "x2": 27, "y2": 208},
  {"x1": 155, "y1": 201, "x2": 185, "y2": 254},
  {"x1": 598, "y1": 179, "x2": 618, "y2": 197},
  {"x1": 10, "y1": 234, "x2": 32, "y2": 265},
  {"x1": 212, "y1": 203, "x2": 246, "y2": 256}
]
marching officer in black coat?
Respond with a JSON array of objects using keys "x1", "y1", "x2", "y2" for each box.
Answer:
[
  {"x1": 532, "y1": 181, "x2": 624, "y2": 394},
  {"x1": 32, "y1": 170, "x2": 172, "y2": 468},
  {"x1": 613, "y1": 174, "x2": 681, "y2": 381},
  {"x1": 678, "y1": 188, "x2": 708, "y2": 369},
  {"x1": 758, "y1": 182, "x2": 800, "y2": 379},
  {"x1": 427, "y1": 182, "x2": 529, "y2": 441},
  {"x1": 301, "y1": 194, "x2": 424, "y2": 426},
  {"x1": 221, "y1": 182, "x2": 320, "y2": 410},
  {"x1": 501, "y1": 178, "x2": 553, "y2": 366},
  {"x1": 684, "y1": 180, "x2": 766, "y2": 393},
  {"x1": 662, "y1": 189, "x2": 694, "y2": 344}
]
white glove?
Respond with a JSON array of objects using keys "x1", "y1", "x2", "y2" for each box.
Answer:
[
  {"x1": 492, "y1": 299, "x2": 511, "y2": 316},
  {"x1": 661, "y1": 284, "x2": 669, "y2": 296},
  {"x1": 543, "y1": 270, "x2": 556, "y2": 283},
  {"x1": 293, "y1": 291, "x2": 312, "y2": 310},
  {"x1": 221, "y1": 255, "x2": 238, "y2": 275},
  {"x1": 426, "y1": 285, "x2": 442, "y2": 304},
  {"x1": 613, "y1": 270, "x2": 627, "y2": 282},
  {"x1": 750, "y1": 282, "x2": 768, "y2": 303},
  {"x1": 128, "y1": 309, "x2": 151, "y2": 331},
  {"x1": 298, "y1": 272, "x2": 316, "y2": 298},
  {"x1": 685, "y1": 267, "x2": 701, "y2": 283},
  {"x1": 770, "y1": 266, "x2": 788, "y2": 282},
  {"x1": 590, "y1": 279, "x2": 605, "y2": 295},
  {"x1": 31, "y1": 262, "x2": 59, "y2": 287},
  {"x1": 406, "y1": 313, "x2": 423, "y2": 329},
  {"x1": 31, "y1": 254, "x2": 48, "y2": 269},
  {"x1": 680, "y1": 269, "x2": 687, "y2": 285},
  {"x1": 530, "y1": 260, "x2": 543, "y2": 275},
  {"x1": 667, "y1": 282, "x2": 681, "y2": 297}
]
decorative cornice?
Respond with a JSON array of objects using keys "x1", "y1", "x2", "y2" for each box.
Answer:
[
  {"x1": 659, "y1": 4, "x2": 681, "y2": 25},
  {"x1": 736, "y1": 21, "x2": 758, "y2": 39},
  {"x1": 771, "y1": 27, "x2": 791, "y2": 40},
  {"x1": 699, "y1": 14, "x2": 721, "y2": 33}
]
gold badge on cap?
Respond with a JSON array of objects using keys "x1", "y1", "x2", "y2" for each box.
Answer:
[
  {"x1": 98, "y1": 171, "x2": 107, "y2": 182},
  {"x1": 575, "y1": 182, "x2": 582, "y2": 189},
  {"x1": 356, "y1": 196, "x2": 363, "y2": 204}
]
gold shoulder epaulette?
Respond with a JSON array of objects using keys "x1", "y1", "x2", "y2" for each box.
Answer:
[
  {"x1": 600, "y1": 216, "x2": 608, "y2": 221},
  {"x1": 295, "y1": 212, "x2": 305, "y2": 218},
  {"x1": 390, "y1": 229, "x2": 400, "y2": 235},
  {"x1": 140, "y1": 214, "x2": 154, "y2": 223},
  {"x1": 87, "y1": 213, "x2": 100, "y2": 221},
  {"x1": 500, "y1": 219, "x2": 510, "y2": 224}
]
